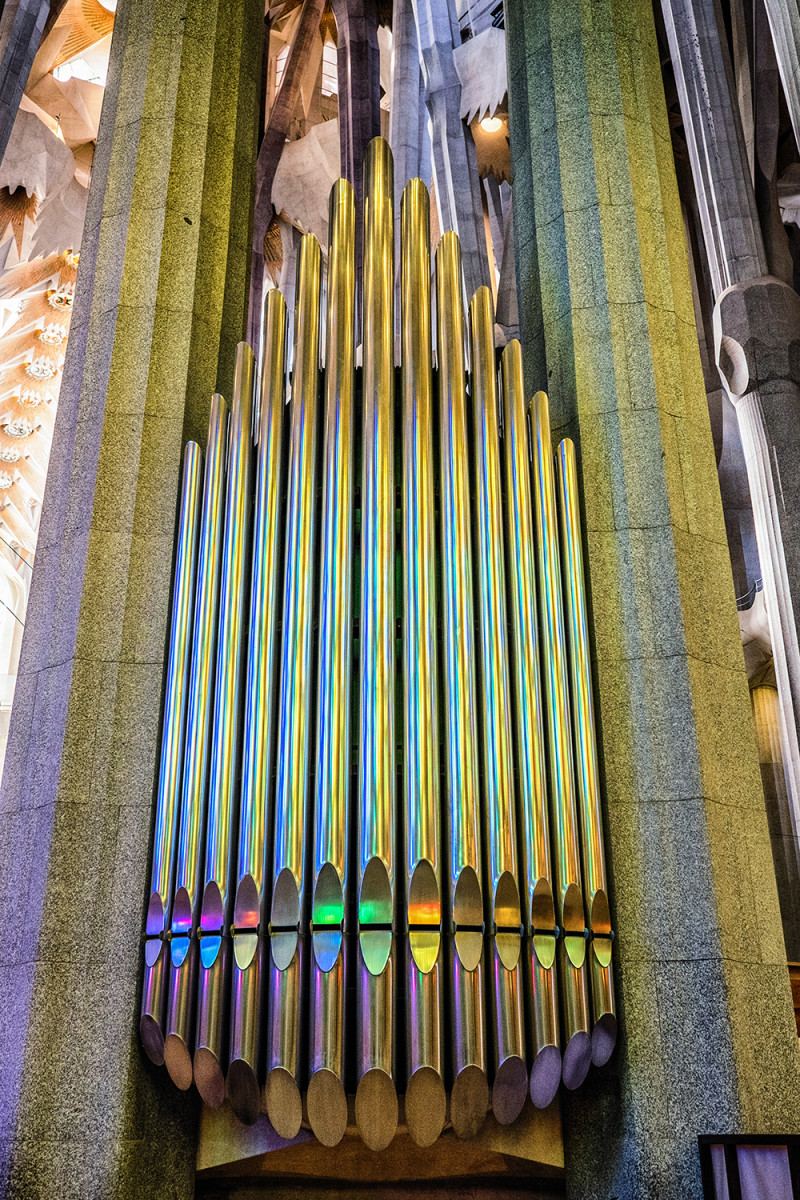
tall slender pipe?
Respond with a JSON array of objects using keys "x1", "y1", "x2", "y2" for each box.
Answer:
[
  {"x1": 556, "y1": 438, "x2": 616, "y2": 1067},
  {"x1": 265, "y1": 232, "x2": 322, "y2": 1140},
  {"x1": 307, "y1": 179, "x2": 356, "y2": 1148},
  {"x1": 500, "y1": 341, "x2": 561, "y2": 1108},
  {"x1": 140, "y1": 441, "x2": 202, "y2": 1067},
  {"x1": 401, "y1": 177, "x2": 446, "y2": 1148},
  {"x1": 469, "y1": 287, "x2": 527, "y2": 1126},
  {"x1": 530, "y1": 391, "x2": 591, "y2": 1090},
  {"x1": 227, "y1": 291, "x2": 287, "y2": 1124},
  {"x1": 436, "y1": 231, "x2": 488, "y2": 1139},
  {"x1": 163, "y1": 394, "x2": 228, "y2": 1091},
  {"x1": 355, "y1": 136, "x2": 398, "y2": 1153},
  {"x1": 193, "y1": 343, "x2": 255, "y2": 1107}
]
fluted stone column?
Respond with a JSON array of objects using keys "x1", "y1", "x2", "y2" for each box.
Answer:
[
  {"x1": 412, "y1": 0, "x2": 489, "y2": 300},
  {"x1": 506, "y1": 0, "x2": 800, "y2": 1195},
  {"x1": 762, "y1": 0, "x2": 800, "y2": 156},
  {"x1": 331, "y1": 0, "x2": 381, "y2": 239},
  {"x1": 662, "y1": 0, "x2": 800, "y2": 818},
  {"x1": 0, "y1": 0, "x2": 261, "y2": 1195}
]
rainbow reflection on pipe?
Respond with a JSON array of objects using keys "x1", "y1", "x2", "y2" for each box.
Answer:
[{"x1": 141, "y1": 140, "x2": 618, "y2": 1148}]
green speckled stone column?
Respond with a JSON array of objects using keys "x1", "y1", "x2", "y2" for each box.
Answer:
[
  {"x1": 0, "y1": 0, "x2": 261, "y2": 1196},
  {"x1": 505, "y1": 0, "x2": 800, "y2": 1195}
]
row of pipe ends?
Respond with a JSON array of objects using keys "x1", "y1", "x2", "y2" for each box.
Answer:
[{"x1": 140, "y1": 137, "x2": 616, "y2": 1152}]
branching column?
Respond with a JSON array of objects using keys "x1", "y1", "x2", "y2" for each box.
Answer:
[
  {"x1": 506, "y1": 0, "x2": 800, "y2": 1193},
  {"x1": 662, "y1": 0, "x2": 800, "y2": 815}
]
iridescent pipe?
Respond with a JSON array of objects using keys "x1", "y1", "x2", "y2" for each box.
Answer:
[
  {"x1": 401, "y1": 177, "x2": 446, "y2": 1148},
  {"x1": 355, "y1": 136, "x2": 397, "y2": 1153},
  {"x1": 436, "y1": 231, "x2": 488, "y2": 1139},
  {"x1": 530, "y1": 391, "x2": 591, "y2": 1091},
  {"x1": 501, "y1": 341, "x2": 561, "y2": 1108},
  {"x1": 307, "y1": 178, "x2": 355, "y2": 1149},
  {"x1": 194, "y1": 342, "x2": 255, "y2": 1107},
  {"x1": 556, "y1": 438, "x2": 616, "y2": 1067},
  {"x1": 227, "y1": 291, "x2": 287, "y2": 1124},
  {"x1": 164, "y1": 393, "x2": 228, "y2": 1091},
  {"x1": 140, "y1": 441, "x2": 202, "y2": 1067},
  {"x1": 265, "y1": 232, "x2": 321, "y2": 1141},
  {"x1": 469, "y1": 287, "x2": 527, "y2": 1126}
]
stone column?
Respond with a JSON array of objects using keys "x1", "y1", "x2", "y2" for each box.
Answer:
[
  {"x1": 0, "y1": 0, "x2": 262, "y2": 1195},
  {"x1": 0, "y1": 0, "x2": 50, "y2": 168},
  {"x1": 412, "y1": 0, "x2": 489, "y2": 300},
  {"x1": 331, "y1": 0, "x2": 381, "y2": 232},
  {"x1": 506, "y1": 0, "x2": 800, "y2": 1196},
  {"x1": 662, "y1": 0, "x2": 800, "y2": 808},
  {"x1": 762, "y1": 0, "x2": 800, "y2": 155}
]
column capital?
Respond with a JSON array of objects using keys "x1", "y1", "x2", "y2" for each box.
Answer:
[{"x1": 714, "y1": 275, "x2": 800, "y2": 400}]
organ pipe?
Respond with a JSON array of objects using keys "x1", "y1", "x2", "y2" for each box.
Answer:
[
  {"x1": 227, "y1": 290, "x2": 287, "y2": 1124},
  {"x1": 530, "y1": 391, "x2": 592, "y2": 1091},
  {"x1": 556, "y1": 438, "x2": 617, "y2": 1067},
  {"x1": 140, "y1": 141, "x2": 617, "y2": 1146},
  {"x1": 307, "y1": 178, "x2": 356, "y2": 1148},
  {"x1": 265, "y1": 232, "x2": 321, "y2": 1140},
  {"x1": 469, "y1": 286, "x2": 527, "y2": 1126},
  {"x1": 436, "y1": 230, "x2": 488, "y2": 1140},
  {"x1": 163, "y1": 393, "x2": 228, "y2": 1092},
  {"x1": 140, "y1": 441, "x2": 202, "y2": 1067},
  {"x1": 354, "y1": 137, "x2": 398, "y2": 1153},
  {"x1": 194, "y1": 342, "x2": 255, "y2": 1107},
  {"x1": 401, "y1": 177, "x2": 446, "y2": 1148},
  {"x1": 500, "y1": 341, "x2": 561, "y2": 1108}
]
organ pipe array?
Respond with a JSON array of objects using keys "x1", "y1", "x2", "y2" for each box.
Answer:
[{"x1": 140, "y1": 138, "x2": 617, "y2": 1147}]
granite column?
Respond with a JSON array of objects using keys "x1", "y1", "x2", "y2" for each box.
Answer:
[
  {"x1": 0, "y1": 0, "x2": 262, "y2": 1195},
  {"x1": 506, "y1": 0, "x2": 800, "y2": 1195}
]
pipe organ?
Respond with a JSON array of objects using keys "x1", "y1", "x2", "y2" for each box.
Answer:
[{"x1": 140, "y1": 138, "x2": 617, "y2": 1150}]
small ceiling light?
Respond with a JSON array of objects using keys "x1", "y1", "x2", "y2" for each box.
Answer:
[{"x1": 480, "y1": 115, "x2": 503, "y2": 133}]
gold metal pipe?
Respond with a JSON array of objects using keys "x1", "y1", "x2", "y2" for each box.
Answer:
[
  {"x1": 227, "y1": 291, "x2": 287, "y2": 1124},
  {"x1": 500, "y1": 341, "x2": 561, "y2": 1108},
  {"x1": 265, "y1": 232, "x2": 322, "y2": 1140},
  {"x1": 355, "y1": 136, "x2": 398, "y2": 1152},
  {"x1": 400, "y1": 176, "x2": 445, "y2": 1147},
  {"x1": 140, "y1": 441, "x2": 202, "y2": 1066},
  {"x1": 555, "y1": 438, "x2": 616, "y2": 1067},
  {"x1": 194, "y1": 341, "x2": 256, "y2": 1107},
  {"x1": 436, "y1": 231, "x2": 488, "y2": 1139},
  {"x1": 163, "y1": 393, "x2": 228, "y2": 1091},
  {"x1": 307, "y1": 178, "x2": 356, "y2": 1148},
  {"x1": 468, "y1": 287, "x2": 526, "y2": 1126},
  {"x1": 529, "y1": 391, "x2": 591, "y2": 1091}
]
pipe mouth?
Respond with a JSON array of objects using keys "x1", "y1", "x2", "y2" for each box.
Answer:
[
  {"x1": 265, "y1": 1066, "x2": 303, "y2": 1140},
  {"x1": 529, "y1": 1044, "x2": 562, "y2": 1109},
  {"x1": 453, "y1": 866, "x2": 482, "y2": 927},
  {"x1": 226, "y1": 1058, "x2": 261, "y2": 1125},
  {"x1": 454, "y1": 929, "x2": 482, "y2": 971},
  {"x1": 194, "y1": 1047, "x2": 225, "y2": 1108},
  {"x1": 163, "y1": 1033, "x2": 193, "y2": 1091},
  {"x1": 355, "y1": 1068, "x2": 398, "y2": 1151},
  {"x1": 492, "y1": 1055, "x2": 528, "y2": 1125},
  {"x1": 405, "y1": 1066, "x2": 446, "y2": 1147},
  {"x1": 139, "y1": 1014, "x2": 165, "y2": 1067},
  {"x1": 494, "y1": 872, "x2": 521, "y2": 930},
  {"x1": 591, "y1": 1012, "x2": 617, "y2": 1066},
  {"x1": 561, "y1": 1031, "x2": 592, "y2": 1090},
  {"x1": 450, "y1": 1064, "x2": 489, "y2": 1140},
  {"x1": 307, "y1": 1068, "x2": 348, "y2": 1146}
]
